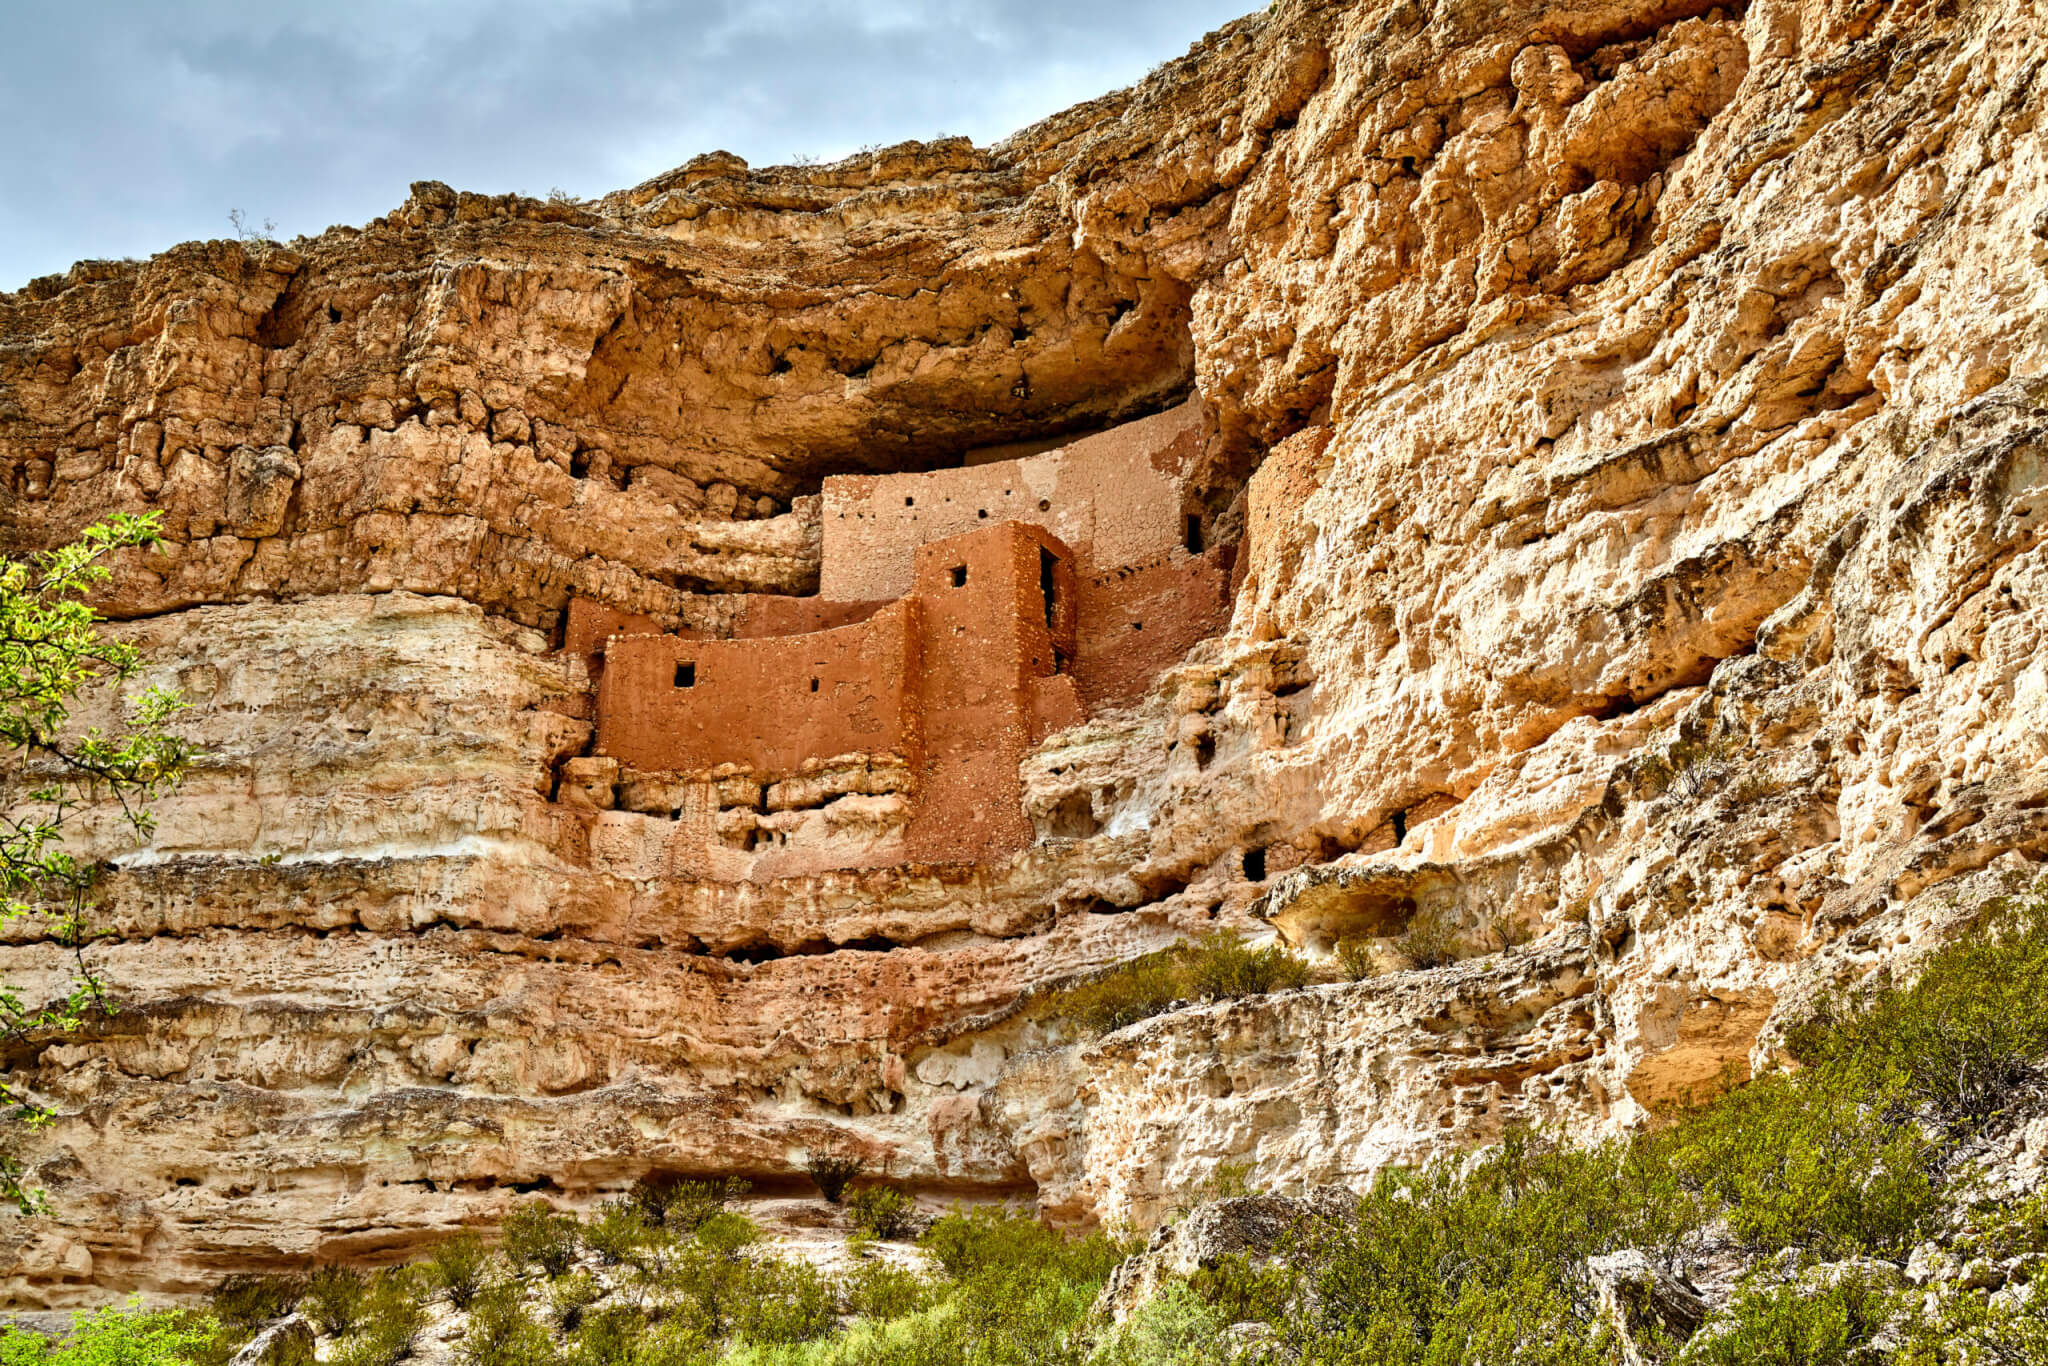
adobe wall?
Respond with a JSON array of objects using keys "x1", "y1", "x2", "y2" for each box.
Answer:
[
  {"x1": 731, "y1": 595, "x2": 889, "y2": 640},
  {"x1": 819, "y1": 402, "x2": 1201, "y2": 602},
  {"x1": 595, "y1": 603, "x2": 920, "y2": 777},
  {"x1": 905, "y1": 522, "x2": 1080, "y2": 865},
  {"x1": 1072, "y1": 547, "x2": 1237, "y2": 710}
]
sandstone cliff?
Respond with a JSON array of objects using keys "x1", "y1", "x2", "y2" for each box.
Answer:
[{"x1": 1, "y1": 0, "x2": 2044, "y2": 1306}]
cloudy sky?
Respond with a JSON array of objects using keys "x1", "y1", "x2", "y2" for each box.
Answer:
[{"x1": 0, "y1": 0, "x2": 1253, "y2": 291}]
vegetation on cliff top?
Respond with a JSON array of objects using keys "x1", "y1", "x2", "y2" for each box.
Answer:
[{"x1": 10, "y1": 890, "x2": 2048, "y2": 1364}]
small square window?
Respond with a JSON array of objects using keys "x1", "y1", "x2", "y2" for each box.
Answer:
[
  {"x1": 905, "y1": 496, "x2": 915, "y2": 507},
  {"x1": 951, "y1": 565, "x2": 968, "y2": 588},
  {"x1": 809, "y1": 677, "x2": 820, "y2": 693},
  {"x1": 674, "y1": 662, "x2": 696, "y2": 688}
]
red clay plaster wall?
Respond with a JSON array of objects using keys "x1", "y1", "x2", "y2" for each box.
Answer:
[
  {"x1": 595, "y1": 603, "x2": 920, "y2": 777},
  {"x1": 1073, "y1": 547, "x2": 1236, "y2": 710},
  {"x1": 905, "y1": 522, "x2": 1078, "y2": 865},
  {"x1": 564, "y1": 599, "x2": 666, "y2": 660},
  {"x1": 819, "y1": 402, "x2": 1200, "y2": 602},
  {"x1": 731, "y1": 596, "x2": 889, "y2": 639}
]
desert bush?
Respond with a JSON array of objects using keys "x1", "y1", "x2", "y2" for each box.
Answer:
[
  {"x1": 804, "y1": 1151, "x2": 865, "y2": 1204},
  {"x1": 581, "y1": 1200, "x2": 650, "y2": 1265},
  {"x1": 909, "y1": 1208, "x2": 1134, "y2": 1366},
  {"x1": 1041, "y1": 949, "x2": 1185, "y2": 1034},
  {"x1": 1786, "y1": 892, "x2": 2048, "y2": 1130},
  {"x1": 1185, "y1": 931, "x2": 1311, "y2": 1000},
  {"x1": 1041, "y1": 932, "x2": 1312, "y2": 1036},
  {"x1": 846, "y1": 1185, "x2": 916, "y2": 1239},
  {"x1": 1674, "y1": 1272, "x2": 1898, "y2": 1366},
  {"x1": 629, "y1": 1175, "x2": 750, "y2": 1233},
  {"x1": 209, "y1": 1273, "x2": 305, "y2": 1331},
  {"x1": 328, "y1": 1270, "x2": 426, "y2": 1366},
  {"x1": 841, "y1": 1257, "x2": 932, "y2": 1322},
  {"x1": 549, "y1": 1272, "x2": 603, "y2": 1333},
  {"x1": 1480, "y1": 908, "x2": 1535, "y2": 954},
  {"x1": 1651, "y1": 1067, "x2": 1939, "y2": 1258},
  {"x1": 1333, "y1": 936, "x2": 1379, "y2": 982},
  {"x1": 0, "y1": 1304, "x2": 218, "y2": 1366},
  {"x1": 565, "y1": 1306, "x2": 643, "y2": 1366},
  {"x1": 1087, "y1": 1283, "x2": 1228, "y2": 1366},
  {"x1": 729, "y1": 1259, "x2": 837, "y2": 1347},
  {"x1": 503, "y1": 1200, "x2": 581, "y2": 1278},
  {"x1": 302, "y1": 1264, "x2": 369, "y2": 1336},
  {"x1": 460, "y1": 1283, "x2": 554, "y2": 1366},
  {"x1": 426, "y1": 1232, "x2": 494, "y2": 1309},
  {"x1": 1394, "y1": 907, "x2": 1462, "y2": 969},
  {"x1": 692, "y1": 1210, "x2": 760, "y2": 1257}
]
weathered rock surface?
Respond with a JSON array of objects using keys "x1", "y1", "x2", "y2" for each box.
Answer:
[{"x1": 0, "y1": 0, "x2": 2045, "y2": 1307}]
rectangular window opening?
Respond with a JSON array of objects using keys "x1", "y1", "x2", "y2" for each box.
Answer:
[
  {"x1": 674, "y1": 662, "x2": 696, "y2": 688},
  {"x1": 951, "y1": 564, "x2": 968, "y2": 588},
  {"x1": 809, "y1": 677, "x2": 820, "y2": 693},
  {"x1": 1039, "y1": 547, "x2": 1059, "y2": 630}
]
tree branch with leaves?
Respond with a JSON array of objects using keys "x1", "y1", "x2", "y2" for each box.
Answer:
[{"x1": 0, "y1": 513, "x2": 191, "y2": 1213}]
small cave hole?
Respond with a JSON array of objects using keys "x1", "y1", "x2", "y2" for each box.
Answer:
[
  {"x1": 809, "y1": 677, "x2": 821, "y2": 693},
  {"x1": 326, "y1": 305, "x2": 342, "y2": 325},
  {"x1": 1243, "y1": 847, "x2": 1267, "y2": 881},
  {"x1": 1391, "y1": 809, "x2": 1408, "y2": 845},
  {"x1": 1185, "y1": 515, "x2": 1205, "y2": 554},
  {"x1": 174, "y1": 1177, "x2": 201, "y2": 1188},
  {"x1": 570, "y1": 450, "x2": 593, "y2": 479},
  {"x1": 1130, "y1": 620, "x2": 1144, "y2": 632},
  {"x1": 905, "y1": 496, "x2": 915, "y2": 507},
  {"x1": 951, "y1": 564, "x2": 968, "y2": 588},
  {"x1": 674, "y1": 662, "x2": 696, "y2": 688},
  {"x1": 978, "y1": 508, "x2": 988, "y2": 518},
  {"x1": 1195, "y1": 733, "x2": 1216, "y2": 769},
  {"x1": 727, "y1": 944, "x2": 785, "y2": 965},
  {"x1": 1038, "y1": 498, "x2": 1051, "y2": 511}
]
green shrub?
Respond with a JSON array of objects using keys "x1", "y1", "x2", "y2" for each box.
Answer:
[
  {"x1": 503, "y1": 1201, "x2": 581, "y2": 1278},
  {"x1": 1184, "y1": 931, "x2": 1310, "y2": 1001},
  {"x1": 628, "y1": 1176, "x2": 750, "y2": 1233},
  {"x1": 1652, "y1": 1068, "x2": 1938, "y2": 1258},
  {"x1": 328, "y1": 1270, "x2": 426, "y2": 1366},
  {"x1": 1787, "y1": 893, "x2": 2048, "y2": 1130},
  {"x1": 846, "y1": 1185, "x2": 916, "y2": 1240},
  {"x1": 728, "y1": 1258, "x2": 837, "y2": 1347},
  {"x1": 581, "y1": 1200, "x2": 650, "y2": 1265},
  {"x1": 0, "y1": 1305, "x2": 219, "y2": 1366},
  {"x1": 1334, "y1": 937, "x2": 1378, "y2": 982},
  {"x1": 426, "y1": 1232, "x2": 494, "y2": 1309},
  {"x1": 804, "y1": 1152, "x2": 865, "y2": 1205},
  {"x1": 460, "y1": 1283, "x2": 554, "y2": 1366},
  {"x1": 1087, "y1": 1284, "x2": 1227, "y2": 1366},
  {"x1": 841, "y1": 1257, "x2": 931, "y2": 1322},
  {"x1": 1394, "y1": 908, "x2": 1462, "y2": 969},
  {"x1": 1041, "y1": 932, "x2": 1312, "y2": 1036},
  {"x1": 301, "y1": 1265, "x2": 369, "y2": 1337},
  {"x1": 692, "y1": 1211, "x2": 760, "y2": 1257},
  {"x1": 1675, "y1": 1273, "x2": 1898, "y2": 1366},
  {"x1": 549, "y1": 1272, "x2": 603, "y2": 1333},
  {"x1": 912, "y1": 1208, "x2": 1134, "y2": 1365},
  {"x1": 1040, "y1": 949, "x2": 1185, "y2": 1034},
  {"x1": 209, "y1": 1274, "x2": 305, "y2": 1331},
  {"x1": 566, "y1": 1306, "x2": 643, "y2": 1366}
]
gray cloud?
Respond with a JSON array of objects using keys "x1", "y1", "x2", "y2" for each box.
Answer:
[{"x1": 0, "y1": 0, "x2": 1252, "y2": 290}]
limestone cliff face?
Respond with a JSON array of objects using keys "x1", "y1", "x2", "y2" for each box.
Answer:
[{"x1": 1, "y1": 0, "x2": 2045, "y2": 1306}]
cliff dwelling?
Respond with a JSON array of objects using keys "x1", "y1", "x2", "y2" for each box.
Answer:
[{"x1": 559, "y1": 402, "x2": 1236, "y2": 879}]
